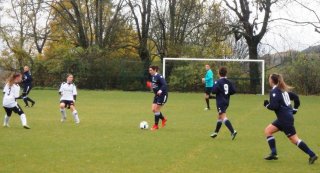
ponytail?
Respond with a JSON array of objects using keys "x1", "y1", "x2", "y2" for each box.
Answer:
[
  {"x1": 6, "y1": 72, "x2": 21, "y2": 87},
  {"x1": 270, "y1": 73, "x2": 292, "y2": 92}
]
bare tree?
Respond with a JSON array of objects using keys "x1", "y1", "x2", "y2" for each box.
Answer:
[{"x1": 223, "y1": 0, "x2": 278, "y2": 93}]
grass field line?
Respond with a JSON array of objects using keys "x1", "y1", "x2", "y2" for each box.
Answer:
[{"x1": 160, "y1": 143, "x2": 207, "y2": 173}]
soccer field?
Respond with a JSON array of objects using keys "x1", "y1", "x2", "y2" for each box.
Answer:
[{"x1": 0, "y1": 90, "x2": 319, "y2": 173}]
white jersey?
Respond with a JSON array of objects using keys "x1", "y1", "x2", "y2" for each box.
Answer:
[
  {"x1": 59, "y1": 82, "x2": 77, "y2": 101},
  {"x1": 3, "y1": 83, "x2": 20, "y2": 108}
]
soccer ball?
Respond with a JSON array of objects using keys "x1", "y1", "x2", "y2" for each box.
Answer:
[{"x1": 139, "y1": 121, "x2": 149, "y2": 129}]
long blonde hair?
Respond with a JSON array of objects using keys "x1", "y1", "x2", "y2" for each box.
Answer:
[
  {"x1": 270, "y1": 73, "x2": 293, "y2": 92},
  {"x1": 6, "y1": 72, "x2": 21, "y2": 87}
]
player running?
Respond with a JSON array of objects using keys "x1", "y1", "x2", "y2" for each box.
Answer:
[
  {"x1": 2, "y1": 72, "x2": 30, "y2": 129},
  {"x1": 59, "y1": 74, "x2": 80, "y2": 124},
  {"x1": 210, "y1": 67, "x2": 237, "y2": 140},
  {"x1": 263, "y1": 73, "x2": 317, "y2": 164},
  {"x1": 148, "y1": 66, "x2": 168, "y2": 131},
  {"x1": 202, "y1": 64, "x2": 215, "y2": 110},
  {"x1": 22, "y1": 66, "x2": 35, "y2": 107}
]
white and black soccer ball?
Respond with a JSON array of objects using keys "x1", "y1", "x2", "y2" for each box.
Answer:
[{"x1": 139, "y1": 121, "x2": 149, "y2": 129}]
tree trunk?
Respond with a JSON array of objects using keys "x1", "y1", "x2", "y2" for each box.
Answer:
[{"x1": 248, "y1": 41, "x2": 260, "y2": 94}]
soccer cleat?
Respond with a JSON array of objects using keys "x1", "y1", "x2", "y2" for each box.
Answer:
[
  {"x1": 161, "y1": 117, "x2": 167, "y2": 127},
  {"x1": 61, "y1": 117, "x2": 67, "y2": 123},
  {"x1": 204, "y1": 108, "x2": 210, "y2": 111},
  {"x1": 264, "y1": 153, "x2": 278, "y2": 160},
  {"x1": 31, "y1": 102, "x2": 35, "y2": 107},
  {"x1": 23, "y1": 125, "x2": 30, "y2": 129},
  {"x1": 210, "y1": 132, "x2": 218, "y2": 138},
  {"x1": 25, "y1": 105, "x2": 30, "y2": 108},
  {"x1": 151, "y1": 124, "x2": 159, "y2": 131},
  {"x1": 309, "y1": 155, "x2": 318, "y2": 164},
  {"x1": 231, "y1": 130, "x2": 237, "y2": 140},
  {"x1": 3, "y1": 124, "x2": 10, "y2": 128}
]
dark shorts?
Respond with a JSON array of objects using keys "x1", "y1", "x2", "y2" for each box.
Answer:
[
  {"x1": 217, "y1": 105, "x2": 228, "y2": 114},
  {"x1": 23, "y1": 85, "x2": 32, "y2": 95},
  {"x1": 3, "y1": 105, "x2": 24, "y2": 116},
  {"x1": 205, "y1": 87, "x2": 213, "y2": 95},
  {"x1": 272, "y1": 119, "x2": 296, "y2": 137},
  {"x1": 60, "y1": 100, "x2": 75, "y2": 109},
  {"x1": 153, "y1": 94, "x2": 168, "y2": 105}
]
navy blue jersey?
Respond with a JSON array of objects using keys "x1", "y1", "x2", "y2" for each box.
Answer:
[
  {"x1": 151, "y1": 73, "x2": 168, "y2": 94},
  {"x1": 266, "y1": 87, "x2": 294, "y2": 124},
  {"x1": 288, "y1": 92, "x2": 300, "y2": 109},
  {"x1": 212, "y1": 78, "x2": 236, "y2": 107},
  {"x1": 23, "y1": 71, "x2": 32, "y2": 86}
]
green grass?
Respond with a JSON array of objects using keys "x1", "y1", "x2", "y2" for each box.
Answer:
[{"x1": 0, "y1": 90, "x2": 319, "y2": 173}]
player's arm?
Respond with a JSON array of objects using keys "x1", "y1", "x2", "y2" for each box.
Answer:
[
  {"x1": 212, "y1": 81, "x2": 221, "y2": 94},
  {"x1": 229, "y1": 82, "x2": 236, "y2": 95},
  {"x1": 73, "y1": 85, "x2": 77, "y2": 101},
  {"x1": 157, "y1": 76, "x2": 167, "y2": 94},
  {"x1": 288, "y1": 92, "x2": 300, "y2": 114},
  {"x1": 264, "y1": 91, "x2": 280, "y2": 110},
  {"x1": 205, "y1": 71, "x2": 213, "y2": 83},
  {"x1": 58, "y1": 83, "x2": 63, "y2": 95}
]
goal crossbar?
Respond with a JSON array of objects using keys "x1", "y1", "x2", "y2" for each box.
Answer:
[{"x1": 162, "y1": 57, "x2": 265, "y2": 95}]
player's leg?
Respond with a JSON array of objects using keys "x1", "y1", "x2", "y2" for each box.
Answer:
[
  {"x1": 287, "y1": 131, "x2": 317, "y2": 164},
  {"x1": 12, "y1": 105, "x2": 30, "y2": 129},
  {"x1": 70, "y1": 104, "x2": 80, "y2": 124},
  {"x1": 204, "y1": 88, "x2": 210, "y2": 110},
  {"x1": 22, "y1": 87, "x2": 29, "y2": 107},
  {"x1": 60, "y1": 102, "x2": 67, "y2": 122},
  {"x1": 264, "y1": 123, "x2": 279, "y2": 160},
  {"x1": 222, "y1": 113, "x2": 237, "y2": 140},
  {"x1": 210, "y1": 113, "x2": 223, "y2": 138},
  {"x1": 151, "y1": 104, "x2": 161, "y2": 130},
  {"x1": 3, "y1": 107, "x2": 12, "y2": 127},
  {"x1": 25, "y1": 86, "x2": 35, "y2": 107}
]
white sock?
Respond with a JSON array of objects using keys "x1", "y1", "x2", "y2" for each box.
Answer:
[
  {"x1": 20, "y1": 114, "x2": 27, "y2": 126},
  {"x1": 72, "y1": 110, "x2": 80, "y2": 123},
  {"x1": 3, "y1": 114, "x2": 10, "y2": 126},
  {"x1": 60, "y1": 109, "x2": 66, "y2": 120}
]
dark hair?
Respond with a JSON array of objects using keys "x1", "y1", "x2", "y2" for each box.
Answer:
[
  {"x1": 270, "y1": 73, "x2": 292, "y2": 92},
  {"x1": 219, "y1": 67, "x2": 227, "y2": 77},
  {"x1": 149, "y1": 65, "x2": 159, "y2": 72},
  {"x1": 6, "y1": 72, "x2": 22, "y2": 86}
]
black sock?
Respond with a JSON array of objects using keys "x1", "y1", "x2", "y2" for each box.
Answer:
[
  {"x1": 267, "y1": 136, "x2": 277, "y2": 155},
  {"x1": 154, "y1": 112, "x2": 160, "y2": 125},
  {"x1": 159, "y1": 112, "x2": 164, "y2": 120},
  {"x1": 27, "y1": 97, "x2": 35, "y2": 103},
  {"x1": 209, "y1": 95, "x2": 216, "y2": 99},
  {"x1": 215, "y1": 120, "x2": 223, "y2": 133},
  {"x1": 224, "y1": 119, "x2": 235, "y2": 134},
  {"x1": 23, "y1": 98, "x2": 29, "y2": 106},
  {"x1": 205, "y1": 98, "x2": 210, "y2": 109},
  {"x1": 297, "y1": 140, "x2": 316, "y2": 157}
]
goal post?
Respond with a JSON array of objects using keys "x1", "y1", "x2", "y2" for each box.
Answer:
[{"x1": 162, "y1": 57, "x2": 265, "y2": 95}]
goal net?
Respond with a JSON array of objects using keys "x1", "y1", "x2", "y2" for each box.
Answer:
[{"x1": 162, "y1": 58, "x2": 265, "y2": 95}]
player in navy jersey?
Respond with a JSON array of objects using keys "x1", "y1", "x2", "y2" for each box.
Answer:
[
  {"x1": 148, "y1": 66, "x2": 168, "y2": 131},
  {"x1": 2, "y1": 72, "x2": 30, "y2": 129},
  {"x1": 210, "y1": 67, "x2": 237, "y2": 140},
  {"x1": 263, "y1": 73, "x2": 317, "y2": 164},
  {"x1": 22, "y1": 66, "x2": 35, "y2": 107}
]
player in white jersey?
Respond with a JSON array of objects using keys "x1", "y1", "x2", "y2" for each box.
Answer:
[
  {"x1": 2, "y1": 72, "x2": 30, "y2": 129},
  {"x1": 59, "y1": 74, "x2": 80, "y2": 124}
]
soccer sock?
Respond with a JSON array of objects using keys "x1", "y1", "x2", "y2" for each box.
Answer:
[
  {"x1": 27, "y1": 97, "x2": 35, "y2": 103},
  {"x1": 267, "y1": 136, "x2": 277, "y2": 155},
  {"x1": 296, "y1": 140, "x2": 316, "y2": 157},
  {"x1": 3, "y1": 114, "x2": 10, "y2": 126},
  {"x1": 20, "y1": 114, "x2": 27, "y2": 126},
  {"x1": 23, "y1": 97, "x2": 29, "y2": 106},
  {"x1": 154, "y1": 112, "x2": 160, "y2": 125},
  {"x1": 214, "y1": 119, "x2": 223, "y2": 133},
  {"x1": 72, "y1": 110, "x2": 80, "y2": 123},
  {"x1": 60, "y1": 108, "x2": 66, "y2": 119},
  {"x1": 223, "y1": 118, "x2": 235, "y2": 134},
  {"x1": 205, "y1": 98, "x2": 210, "y2": 108},
  {"x1": 159, "y1": 112, "x2": 165, "y2": 120},
  {"x1": 209, "y1": 95, "x2": 216, "y2": 99}
]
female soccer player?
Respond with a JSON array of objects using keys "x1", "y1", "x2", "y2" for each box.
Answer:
[
  {"x1": 202, "y1": 64, "x2": 215, "y2": 110},
  {"x1": 210, "y1": 67, "x2": 237, "y2": 140},
  {"x1": 2, "y1": 72, "x2": 30, "y2": 129},
  {"x1": 148, "y1": 66, "x2": 168, "y2": 131},
  {"x1": 263, "y1": 73, "x2": 317, "y2": 164},
  {"x1": 22, "y1": 66, "x2": 35, "y2": 107},
  {"x1": 59, "y1": 74, "x2": 80, "y2": 124}
]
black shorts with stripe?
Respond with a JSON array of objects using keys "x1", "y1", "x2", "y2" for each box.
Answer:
[
  {"x1": 272, "y1": 119, "x2": 296, "y2": 137},
  {"x1": 60, "y1": 100, "x2": 75, "y2": 109},
  {"x1": 153, "y1": 94, "x2": 168, "y2": 105},
  {"x1": 23, "y1": 85, "x2": 32, "y2": 95},
  {"x1": 3, "y1": 105, "x2": 24, "y2": 116}
]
